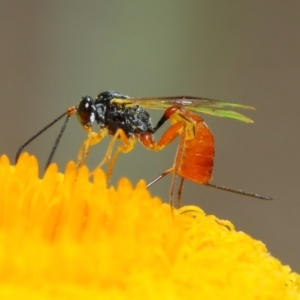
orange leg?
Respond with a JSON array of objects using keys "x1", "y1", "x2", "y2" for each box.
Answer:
[
  {"x1": 139, "y1": 120, "x2": 184, "y2": 151},
  {"x1": 168, "y1": 120, "x2": 187, "y2": 208},
  {"x1": 140, "y1": 114, "x2": 190, "y2": 207},
  {"x1": 143, "y1": 105, "x2": 202, "y2": 207},
  {"x1": 91, "y1": 128, "x2": 136, "y2": 180},
  {"x1": 177, "y1": 177, "x2": 185, "y2": 208},
  {"x1": 77, "y1": 128, "x2": 108, "y2": 167}
]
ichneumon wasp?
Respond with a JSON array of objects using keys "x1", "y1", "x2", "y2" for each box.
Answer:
[{"x1": 15, "y1": 91, "x2": 272, "y2": 206}]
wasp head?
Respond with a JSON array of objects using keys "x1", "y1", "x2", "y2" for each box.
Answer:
[{"x1": 76, "y1": 96, "x2": 96, "y2": 130}]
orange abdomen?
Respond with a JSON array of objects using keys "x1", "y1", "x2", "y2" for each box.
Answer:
[{"x1": 177, "y1": 119, "x2": 215, "y2": 184}]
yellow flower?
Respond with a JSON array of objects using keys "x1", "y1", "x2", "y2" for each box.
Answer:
[{"x1": 0, "y1": 153, "x2": 299, "y2": 299}]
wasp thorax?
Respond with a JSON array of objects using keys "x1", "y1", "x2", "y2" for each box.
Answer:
[
  {"x1": 95, "y1": 91, "x2": 128, "y2": 103},
  {"x1": 76, "y1": 96, "x2": 96, "y2": 129}
]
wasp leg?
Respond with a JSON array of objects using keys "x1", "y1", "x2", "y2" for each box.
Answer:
[
  {"x1": 140, "y1": 120, "x2": 188, "y2": 207},
  {"x1": 106, "y1": 129, "x2": 136, "y2": 180},
  {"x1": 177, "y1": 177, "x2": 185, "y2": 208},
  {"x1": 91, "y1": 128, "x2": 136, "y2": 180},
  {"x1": 139, "y1": 120, "x2": 184, "y2": 152},
  {"x1": 141, "y1": 105, "x2": 197, "y2": 207},
  {"x1": 77, "y1": 128, "x2": 108, "y2": 167}
]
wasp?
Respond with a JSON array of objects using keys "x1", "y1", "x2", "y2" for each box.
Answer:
[{"x1": 15, "y1": 91, "x2": 272, "y2": 205}]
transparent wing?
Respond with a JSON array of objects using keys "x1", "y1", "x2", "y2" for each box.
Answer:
[{"x1": 112, "y1": 96, "x2": 255, "y2": 123}]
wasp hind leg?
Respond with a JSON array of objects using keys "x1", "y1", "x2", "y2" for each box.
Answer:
[
  {"x1": 142, "y1": 106, "x2": 191, "y2": 208},
  {"x1": 140, "y1": 124, "x2": 187, "y2": 207}
]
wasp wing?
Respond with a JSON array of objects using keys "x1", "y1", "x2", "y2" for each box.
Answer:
[{"x1": 112, "y1": 96, "x2": 254, "y2": 123}]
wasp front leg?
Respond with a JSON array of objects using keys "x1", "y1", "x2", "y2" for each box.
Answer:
[
  {"x1": 91, "y1": 128, "x2": 136, "y2": 180},
  {"x1": 77, "y1": 128, "x2": 108, "y2": 167}
]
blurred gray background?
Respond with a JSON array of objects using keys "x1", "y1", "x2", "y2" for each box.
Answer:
[{"x1": 1, "y1": 1, "x2": 299, "y2": 271}]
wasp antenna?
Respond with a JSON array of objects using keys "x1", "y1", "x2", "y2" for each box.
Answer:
[
  {"x1": 15, "y1": 111, "x2": 68, "y2": 164},
  {"x1": 43, "y1": 115, "x2": 70, "y2": 171},
  {"x1": 15, "y1": 106, "x2": 77, "y2": 170},
  {"x1": 43, "y1": 106, "x2": 78, "y2": 171},
  {"x1": 204, "y1": 182, "x2": 273, "y2": 200}
]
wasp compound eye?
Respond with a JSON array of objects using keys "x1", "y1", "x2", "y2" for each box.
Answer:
[{"x1": 77, "y1": 96, "x2": 96, "y2": 129}]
